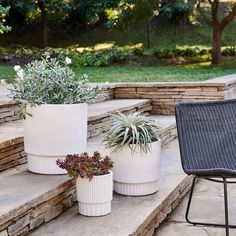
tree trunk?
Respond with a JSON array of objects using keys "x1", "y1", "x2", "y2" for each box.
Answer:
[
  {"x1": 212, "y1": 26, "x2": 222, "y2": 65},
  {"x1": 38, "y1": 1, "x2": 48, "y2": 48}
]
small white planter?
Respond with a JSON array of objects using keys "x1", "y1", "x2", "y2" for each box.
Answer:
[
  {"x1": 76, "y1": 171, "x2": 113, "y2": 216},
  {"x1": 24, "y1": 104, "x2": 88, "y2": 174},
  {"x1": 111, "y1": 141, "x2": 161, "y2": 196}
]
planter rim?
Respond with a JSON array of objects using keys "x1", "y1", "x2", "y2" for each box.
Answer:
[
  {"x1": 27, "y1": 103, "x2": 87, "y2": 107},
  {"x1": 76, "y1": 171, "x2": 113, "y2": 180},
  {"x1": 110, "y1": 140, "x2": 161, "y2": 154}
]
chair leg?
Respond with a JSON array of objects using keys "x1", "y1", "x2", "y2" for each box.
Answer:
[
  {"x1": 223, "y1": 177, "x2": 229, "y2": 236},
  {"x1": 185, "y1": 175, "x2": 236, "y2": 233},
  {"x1": 185, "y1": 176, "x2": 197, "y2": 225}
]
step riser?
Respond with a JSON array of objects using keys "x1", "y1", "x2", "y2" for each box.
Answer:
[
  {"x1": 0, "y1": 138, "x2": 26, "y2": 172},
  {"x1": 0, "y1": 103, "x2": 19, "y2": 124},
  {"x1": 134, "y1": 176, "x2": 193, "y2": 236}
]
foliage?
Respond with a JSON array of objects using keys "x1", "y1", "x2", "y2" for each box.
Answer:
[
  {"x1": 14, "y1": 47, "x2": 69, "y2": 61},
  {"x1": 9, "y1": 55, "x2": 102, "y2": 118},
  {"x1": 104, "y1": 112, "x2": 162, "y2": 154},
  {"x1": 160, "y1": 0, "x2": 190, "y2": 23},
  {"x1": 0, "y1": 5, "x2": 11, "y2": 33},
  {"x1": 153, "y1": 47, "x2": 212, "y2": 63},
  {"x1": 222, "y1": 47, "x2": 236, "y2": 57},
  {"x1": 71, "y1": 47, "x2": 129, "y2": 67},
  {"x1": 68, "y1": 0, "x2": 118, "y2": 27},
  {"x1": 118, "y1": 0, "x2": 160, "y2": 27},
  {"x1": 56, "y1": 151, "x2": 113, "y2": 180}
]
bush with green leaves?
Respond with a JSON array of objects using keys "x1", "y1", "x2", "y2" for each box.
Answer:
[
  {"x1": 10, "y1": 55, "x2": 102, "y2": 118},
  {"x1": 73, "y1": 47, "x2": 128, "y2": 67},
  {"x1": 0, "y1": 5, "x2": 11, "y2": 34},
  {"x1": 153, "y1": 47, "x2": 212, "y2": 63},
  {"x1": 104, "y1": 112, "x2": 162, "y2": 154},
  {"x1": 160, "y1": 0, "x2": 191, "y2": 24}
]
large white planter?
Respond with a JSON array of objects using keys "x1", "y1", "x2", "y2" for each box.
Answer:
[
  {"x1": 76, "y1": 171, "x2": 113, "y2": 216},
  {"x1": 24, "y1": 104, "x2": 88, "y2": 174},
  {"x1": 111, "y1": 141, "x2": 161, "y2": 196}
]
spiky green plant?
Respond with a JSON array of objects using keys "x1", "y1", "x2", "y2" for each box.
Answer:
[{"x1": 104, "y1": 112, "x2": 162, "y2": 154}]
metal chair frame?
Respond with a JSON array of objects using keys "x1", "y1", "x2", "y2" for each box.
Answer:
[
  {"x1": 186, "y1": 176, "x2": 236, "y2": 236},
  {"x1": 175, "y1": 99, "x2": 236, "y2": 236}
]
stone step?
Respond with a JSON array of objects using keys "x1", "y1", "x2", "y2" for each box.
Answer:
[
  {"x1": 0, "y1": 116, "x2": 179, "y2": 236},
  {"x1": 28, "y1": 140, "x2": 192, "y2": 236},
  {"x1": 0, "y1": 99, "x2": 152, "y2": 172}
]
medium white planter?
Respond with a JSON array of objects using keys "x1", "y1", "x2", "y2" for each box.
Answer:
[
  {"x1": 76, "y1": 171, "x2": 113, "y2": 216},
  {"x1": 24, "y1": 104, "x2": 88, "y2": 174},
  {"x1": 111, "y1": 141, "x2": 161, "y2": 196}
]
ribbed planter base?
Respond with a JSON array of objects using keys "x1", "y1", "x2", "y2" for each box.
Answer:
[
  {"x1": 78, "y1": 202, "x2": 111, "y2": 216},
  {"x1": 114, "y1": 180, "x2": 159, "y2": 196},
  {"x1": 28, "y1": 154, "x2": 67, "y2": 175}
]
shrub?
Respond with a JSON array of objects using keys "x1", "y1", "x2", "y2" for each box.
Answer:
[
  {"x1": 132, "y1": 46, "x2": 144, "y2": 56},
  {"x1": 222, "y1": 47, "x2": 236, "y2": 57},
  {"x1": 9, "y1": 55, "x2": 103, "y2": 118},
  {"x1": 153, "y1": 47, "x2": 212, "y2": 63},
  {"x1": 104, "y1": 112, "x2": 162, "y2": 154},
  {"x1": 73, "y1": 47, "x2": 129, "y2": 67},
  {"x1": 56, "y1": 151, "x2": 113, "y2": 180}
]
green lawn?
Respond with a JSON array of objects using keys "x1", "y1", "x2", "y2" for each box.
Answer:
[
  {"x1": 73, "y1": 64, "x2": 236, "y2": 83},
  {"x1": 2, "y1": 60, "x2": 236, "y2": 83}
]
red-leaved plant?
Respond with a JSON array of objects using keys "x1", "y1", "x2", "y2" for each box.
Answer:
[{"x1": 56, "y1": 151, "x2": 113, "y2": 180}]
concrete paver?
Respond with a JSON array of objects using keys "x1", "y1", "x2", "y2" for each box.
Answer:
[{"x1": 156, "y1": 179, "x2": 236, "y2": 236}]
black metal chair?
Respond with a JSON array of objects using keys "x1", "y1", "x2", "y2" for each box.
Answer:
[{"x1": 175, "y1": 99, "x2": 236, "y2": 236}]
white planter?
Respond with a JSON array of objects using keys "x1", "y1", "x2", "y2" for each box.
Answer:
[
  {"x1": 111, "y1": 141, "x2": 161, "y2": 196},
  {"x1": 24, "y1": 103, "x2": 88, "y2": 174},
  {"x1": 76, "y1": 171, "x2": 113, "y2": 216}
]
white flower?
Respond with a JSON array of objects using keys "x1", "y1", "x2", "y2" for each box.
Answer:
[
  {"x1": 0, "y1": 79, "x2": 6, "y2": 85},
  {"x1": 105, "y1": 81, "x2": 110, "y2": 85},
  {"x1": 16, "y1": 69, "x2": 24, "y2": 80},
  {"x1": 65, "y1": 56, "x2": 72, "y2": 65},
  {"x1": 14, "y1": 65, "x2": 21, "y2": 72},
  {"x1": 44, "y1": 52, "x2": 50, "y2": 59}
]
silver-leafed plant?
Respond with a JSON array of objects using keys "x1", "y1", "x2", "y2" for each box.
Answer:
[
  {"x1": 104, "y1": 112, "x2": 162, "y2": 154},
  {"x1": 9, "y1": 55, "x2": 103, "y2": 118}
]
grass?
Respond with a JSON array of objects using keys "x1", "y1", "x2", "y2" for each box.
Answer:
[
  {"x1": 2, "y1": 58, "x2": 236, "y2": 83},
  {"x1": 0, "y1": 66, "x2": 15, "y2": 81},
  {"x1": 73, "y1": 64, "x2": 236, "y2": 83}
]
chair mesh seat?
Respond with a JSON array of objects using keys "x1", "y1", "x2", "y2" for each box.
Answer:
[{"x1": 175, "y1": 99, "x2": 236, "y2": 177}]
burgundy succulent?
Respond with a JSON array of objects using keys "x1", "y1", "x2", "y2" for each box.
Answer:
[{"x1": 56, "y1": 151, "x2": 113, "y2": 180}]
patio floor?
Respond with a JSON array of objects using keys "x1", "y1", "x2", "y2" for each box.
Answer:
[{"x1": 156, "y1": 178, "x2": 236, "y2": 236}]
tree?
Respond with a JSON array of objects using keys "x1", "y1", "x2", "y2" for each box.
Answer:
[
  {"x1": 0, "y1": 5, "x2": 11, "y2": 33},
  {"x1": 68, "y1": 0, "x2": 118, "y2": 29},
  {"x1": 1, "y1": 0, "x2": 71, "y2": 48},
  {"x1": 197, "y1": 0, "x2": 236, "y2": 65}
]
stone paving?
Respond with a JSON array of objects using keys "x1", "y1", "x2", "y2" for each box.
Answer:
[
  {"x1": 27, "y1": 139, "x2": 191, "y2": 236},
  {"x1": 156, "y1": 179, "x2": 236, "y2": 236}
]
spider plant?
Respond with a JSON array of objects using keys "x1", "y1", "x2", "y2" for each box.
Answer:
[{"x1": 104, "y1": 112, "x2": 162, "y2": 154}]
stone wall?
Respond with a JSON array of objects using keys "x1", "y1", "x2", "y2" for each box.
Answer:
[
  {"x1": 87, "y1": 100, "x2": 152, "y2": 138},
  {"x1": 113, "y1": 82, "x2": 226, "y2": 115},
  {"x1": 0, "y1": 137, "x2": 26, "y2": 172},
  {"x1": 0, "y1": 103, "x2": 19, "y2": 124},
  {"x1": 0, "y1": 180, "x2": 76, "y2": 236},
  {"x1": 133, "y1": 175, "x2": 193, "y2": 236}
]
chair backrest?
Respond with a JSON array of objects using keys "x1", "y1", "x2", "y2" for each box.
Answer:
[{"x1": 175, "y1": 99, "x2": 236, "y2": 175}]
